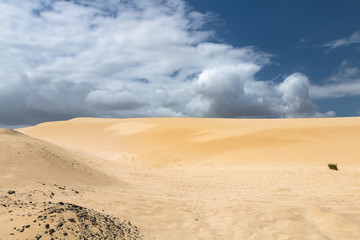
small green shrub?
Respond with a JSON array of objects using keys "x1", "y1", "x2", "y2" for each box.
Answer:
[{"x1": 328, "y1": 163, "x2": 338, "y2": 171}]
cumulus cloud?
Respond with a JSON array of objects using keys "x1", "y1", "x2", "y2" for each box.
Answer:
[
  {"x1": 86, "y1": 90, "x2": 148, "y2": 111},
  {"x1": 278, "y1": 73, "x2": 318, "y2": 117},
  {"x1": 323, "y1": 31, "x2": 360, "y2": 49},
  {"x1": 0, "y1": 0, "x2": 351, "y2": 127},
  {"x1": 186, "y1": 63, "x2": 277, "y2": 118}
]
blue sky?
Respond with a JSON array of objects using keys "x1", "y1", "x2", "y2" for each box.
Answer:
[
  {"x1": 0, "y1": 0, "x2": 360, "y2": 127},
  {"x1": 186, "y1": 0, "x2": 360, "y2": 116}
]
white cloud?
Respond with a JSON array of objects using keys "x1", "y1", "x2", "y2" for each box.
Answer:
[
  {"x1": 328, "y1": 60, "x2": 360, "y2": 82},
  {"x1": 309, "y1": 61, "x2": 360, "y2": 99},
  {"x1": 186, "y1": 63, "x2": 277, "y2": 118},
  {"x1": 0, "y1": 0, "x2": 353, "y2": 127},
  {"x1": 310, "y1": 80, "x2": 360, "y2": 99},
  {"x1": 278, "y1": 73, "x2": 318, "y2": 117},
  {"x1": 86, "y1": 90, "x2": 148, "y2": 111},
  {"x1": 323, "y1": 31, "x2": 360, "y2": 49}
]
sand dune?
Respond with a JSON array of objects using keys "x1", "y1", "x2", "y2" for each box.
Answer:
[
  {"x1": 0, "y1": 128, "x2": 113, "y2": 188},
  {"x1": 1, "y1": 117, "x2": 360, "y2": 239},
  {"x1": 0, "y1": 128, "x2": 141, "y2": 239},
  {"x1": 20, "y1": 117, "x2": 360, "y2": 167}
]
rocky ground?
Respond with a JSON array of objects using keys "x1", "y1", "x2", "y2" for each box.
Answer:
[{"x1": 0, "y1": 187, "x2": 143, "y2": 240}]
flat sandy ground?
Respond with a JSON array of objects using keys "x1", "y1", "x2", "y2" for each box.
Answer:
[{"x1": 1, "y1": 117, "x2": 360, "y2": 239}]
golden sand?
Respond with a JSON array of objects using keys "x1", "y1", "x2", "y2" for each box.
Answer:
[{"x1": 0, "y1": 117, "x2": 359, "y2": 239}]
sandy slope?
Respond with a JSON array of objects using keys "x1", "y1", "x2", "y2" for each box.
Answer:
[
  {"x1": 0, "y1": 128, "x2": 113, "y2": 188},
  {"x1": 0, "y1": 129, "x2": 140, "y2": 239},
  {"x1": 1, "y1": 117, "x2": 360, "y2": 239},
  {"x1": 20, "y1": 117, "x2": 360, "y2": 167}
]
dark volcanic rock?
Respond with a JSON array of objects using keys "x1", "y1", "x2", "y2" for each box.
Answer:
[
  {"x1": 0, "y1": 192, "x2": 143, "y2": 240},
  {"x1": 43, "y1": 202, "x2": 144, "y2": 240},
  {"x1": 57, "y1": 221, "x2": 63, "y2": 227}
]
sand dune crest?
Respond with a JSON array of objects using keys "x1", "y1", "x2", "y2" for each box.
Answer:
[
  {"x1": 20, "y1": 117, "x2": 360, "y2": 167},
  {"x1": 0, "y1": 128, "x2": 113, "y2": 188}
]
